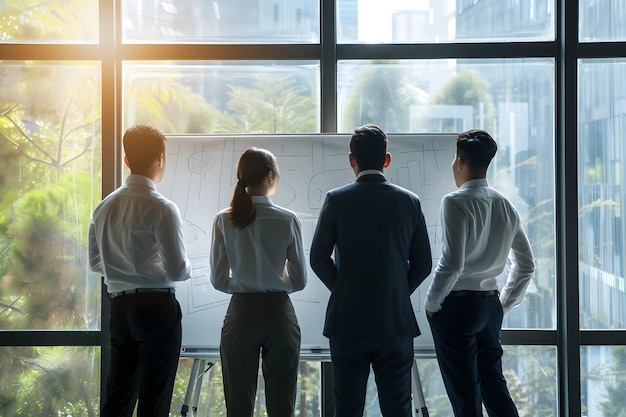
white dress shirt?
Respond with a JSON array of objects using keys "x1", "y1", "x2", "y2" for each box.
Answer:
[
  {"x1": 210, "y1": 195, "x2": 307, "y2": 294},
  {"x1": 357, "y1": 169, "x2": 385, "y2": 179},
  {"x1": 425, "y1": 178, "x2": 535, "y2": 314},
  {"x1": 88, "y1": 174, "x2": 192, "y2": 293}
]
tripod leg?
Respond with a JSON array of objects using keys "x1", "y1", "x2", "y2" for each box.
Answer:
[
  {"x1": 181, "y1": 359, "x2": 202, "y2": 417},
  {"x1": 411, "y1": 359, "x2": 429, "y2": 417},
  {"x1": 191, "y1": 359, "x2": 208, "y2": 416}
]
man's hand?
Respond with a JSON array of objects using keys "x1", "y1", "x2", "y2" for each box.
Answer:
[{"x1": 426, "y1": 310, "x2": 434, "y2": 318}]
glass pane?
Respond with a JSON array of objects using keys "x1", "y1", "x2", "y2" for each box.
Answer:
[
  {"x1": 122, "y1": 0, "x2": 319, "y2": 44},
  {"x1": 0, "y1": 61, "x2": 101, "y2": 330},
  {"x1": 338, "y1": 58, "x2": 556, "y2": 330},
  {"x1": 337, "y1": 0, "x2": 554, "y2": 44},
  {"x1": 172, "y1": 359, "x2": 321, "y2": 416},
  {"x1": 123, "y1": 61, "x2": 320, "y2": 134},
  {"x1": 578, "y1": 59, "x2": 626, "y2": 330},
  {"x1": 411, "y1": 348, "x2": 557, "y2": 417},
  {"x1": 581, "y1": 346, "x2": 626, "y2": 417},
  {"x1": 580, "y1": 0, "x2": 626, "y2": 42},
  {"x1": 0, "y1": 346, "x2": 100, "y2": 415},
  {"x1": 0, "y1": 0, "x2": 98, "y2": 43}
]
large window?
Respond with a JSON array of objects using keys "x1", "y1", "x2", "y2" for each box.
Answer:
[
  {"x1": 581, "y1": 346, "x2": 626, "y2": 417},
  {"x1": 122, "y1": 0, "x2": 320, "y2": 44},
  {"x1": 580, "y1": 0, "x2": 626, "y2": 42},
  {"x1": 336, "y1": 0, "x2": 554, "y2": 43},
  {"x1": 579, "y1": 59, "x2": 626, "y2": 331},
  {"x1": 0, "y1": 62, "x2": 102, "y2": 332},
  {"x1": 123, "y1": 61, "x2": 320, "y2": 133},
  {"x1": 0, "y1": 59, "x2": 101, "y2": 414}
]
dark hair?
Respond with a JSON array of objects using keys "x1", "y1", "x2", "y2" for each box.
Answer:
[
  {"x1": 456, "y1": 129, "x2": 497, "y2": 174},
  {"x1": 349, "y1": 124, "x2": 388, "y2": 171},
  {"x1": 228, "y1": 147, "x2": 276, "y2": 229},
  {"x1": 123, "y1": 124, "x2": 166, "y2": 173}
]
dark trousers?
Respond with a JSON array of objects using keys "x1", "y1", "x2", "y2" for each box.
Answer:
[
  {"x1": 102, "y1": 293, "x2": 182, "y2": 417},
  {"x1": 329, "y1": 336, "x2": 413, "y2": 417},
  {"x1": 428, "y1": 293, "x2": 519, "y2": 417},
  {"x1": 220, "y1": 292, "x2": 301, "y2": 417}
]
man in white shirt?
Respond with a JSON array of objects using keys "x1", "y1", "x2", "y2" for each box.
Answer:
[
  {"x1": 89, "y1": 125, "x2": 192, "y2": 417},
  {"x1": 425, "y1": 129, "x2": 535, "y2": 417}
]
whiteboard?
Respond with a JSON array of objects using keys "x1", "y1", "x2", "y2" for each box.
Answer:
[{"x1": 158, "y1": 134, "x2": 456, "y2": 355}]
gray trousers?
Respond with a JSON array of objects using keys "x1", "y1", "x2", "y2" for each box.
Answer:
[{"x1": 220, "y1": 292, "x2": 301, "y2": 417}]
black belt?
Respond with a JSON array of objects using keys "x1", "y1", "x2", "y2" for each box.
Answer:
[
  {"x1": 447, "y1": 290, "x2": 499, "y2": 298},
  {"x1": 109, "y1": 287, "x2": 175, "y2": 299}
]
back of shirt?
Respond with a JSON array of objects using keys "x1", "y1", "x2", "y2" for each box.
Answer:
[
  {"x1": 425, "y1": 178, "x2": 535, "y2": 313},
  {"x1": 88, "y1": 175, "x2": 192, "y2": 293},
  {"x1": 210, "y1": 195, "x2": 307, "y2": 294}
]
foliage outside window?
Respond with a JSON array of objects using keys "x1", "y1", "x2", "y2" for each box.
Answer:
[
  {"x1": 338, "y1": 58, "x2": 556, "y2": 330},
  {"x1": 0, "y1": 61, "x2": 101, "y2": 415},
  {"x1": 123, "y1": 62, "x2": 320, "y2": 134},
  {"x1": 578, "y1": 60, "x2": 626, "y2": 331},
  {"x1": 0, "y1": 0, "x2": 98, "y2": 43}
]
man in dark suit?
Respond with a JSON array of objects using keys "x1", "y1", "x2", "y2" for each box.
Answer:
[{"x1": 310, "y1": 124, "x2": 433, "y2": 417}]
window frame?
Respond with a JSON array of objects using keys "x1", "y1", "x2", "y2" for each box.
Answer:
[{"x1": 2, "y1": 1, "x2": 626, "y2": 416}]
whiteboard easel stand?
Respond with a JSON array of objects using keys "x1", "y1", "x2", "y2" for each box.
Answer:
[
  {"x1": 180, "y1": 358, "x2": 214, "y2": 417},
  {"x1": 180, "y1": 356, "x2": 430, "y2": 417},
  {"x1": 411, "y1": 358, "x2": 430, "y2": 416}
]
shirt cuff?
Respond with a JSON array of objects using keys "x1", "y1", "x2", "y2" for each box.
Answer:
[{"x1": 424, "y1": 299, "x2": 442, "y2": 313}]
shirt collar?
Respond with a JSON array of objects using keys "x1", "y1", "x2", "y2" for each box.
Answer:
[
  {"x1": 251, "y1": 195, "x2": 273, "y2": 205},
  {"x1": 460, "y1": 178, "x2": 489, "y2": 189},
  {"x1": 126, "y1": 174, "x2": 157, "y2": 190},
  {"x1": 357, "y1": 169, "x2": 386, "y2": 180}
]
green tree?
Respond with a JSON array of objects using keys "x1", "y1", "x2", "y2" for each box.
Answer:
[
  {"x1": 0, "y1": 0, "x2": 97, "y2": 42},
  {"x1": 223, "y1": 74, "x2": 316, "y2": 133},
  {"x1": 125, "y1": 74, "x2": 226, "y2": 134},
  {"x1": 598, "y1": 346, "x2": 626, "y2": 417},
  {"x1": 0, "y1": 62, "x2": 101, "y2": 415},
  {"x1": 431, "y1": 68, "x2": 495, "y2": 133},
  {"x1": 2, "y1": 175, "x2": 95, "y2": 328},
  {"x1": 341, "y1": 61, "x2": 416, "y2": 133}
]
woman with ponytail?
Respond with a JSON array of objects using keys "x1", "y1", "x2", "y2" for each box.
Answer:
[{"x1": 210, "y1": 147, "x2": 307, "y2": 417}]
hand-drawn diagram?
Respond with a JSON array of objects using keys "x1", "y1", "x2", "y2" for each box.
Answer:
[{"x1": 158, "y1": 134, "x2": 456, "y2": 352}]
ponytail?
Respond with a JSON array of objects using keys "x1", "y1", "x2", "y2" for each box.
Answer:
[
  {"x1": 228, "y1": 179, "x2": 256, "y2": 229},
  {"x1": 227, "y1": 147, "x2": 275, "y2": 229}
]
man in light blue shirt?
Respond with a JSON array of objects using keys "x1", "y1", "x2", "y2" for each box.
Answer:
[
  {"x1": 89, "y1": 125, "x2": 191, "y2": 417},
  {"x1": 425, "y1": 129, "x2": 535, "y2": 417}
]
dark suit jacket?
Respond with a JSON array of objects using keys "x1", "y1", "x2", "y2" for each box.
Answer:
[{"x1": 310, "y1": 173, "x2": 432, "y2": 338}]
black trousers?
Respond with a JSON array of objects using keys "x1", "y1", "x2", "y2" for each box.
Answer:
[
  {"x1": 102, "y1": 292, "x2": 182, "y2": 417},
  {"x1": 220, "y1": 292, "x2": 301, "y2": 417},
  {"x1": 329, "y1": 335, "x2": 414, "y2": 417},
  {"x1": 428, "y1": 293, "x2": 519, "y2": 417}
]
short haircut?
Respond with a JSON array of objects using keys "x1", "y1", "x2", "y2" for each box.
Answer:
[
  {"x1": 456, "y1": 129, "x2": 497, "y2": 173},
  {"x1": 349, "y1": 124, "x2": 388, "y2": 171},
  {"x1": 123, "y1": 125, "x2": 167, "y2": 173}
]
